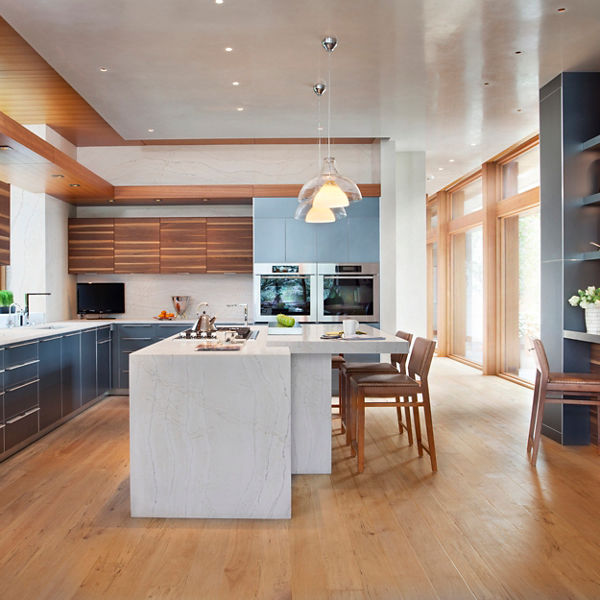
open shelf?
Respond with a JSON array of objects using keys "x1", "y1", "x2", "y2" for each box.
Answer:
[
  {"x1": 564, "y1": 329, "x2": 600, "y2": 344},
  {"x1": 582, "y1": 134, "x2": 600, "y2": 151},
  {"x1": 582, "y1": 193, "x2": 600, "y2": 206}
]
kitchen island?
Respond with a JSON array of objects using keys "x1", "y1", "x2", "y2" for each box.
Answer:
[{"x1": 129, "y1": 324, "x2": 408, "y2": 519}]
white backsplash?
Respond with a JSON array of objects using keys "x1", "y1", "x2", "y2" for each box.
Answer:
[{"x1": 76, "y1": 273, "x2": 253, "y2": 323}]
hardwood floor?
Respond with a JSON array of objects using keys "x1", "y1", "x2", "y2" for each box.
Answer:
[{"x1": 1, "y1": 358, "x2": 600, "y2": 599}]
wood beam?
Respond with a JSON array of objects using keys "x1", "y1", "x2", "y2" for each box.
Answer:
[{"x1": 0, "y1": 110, "x2": 113, "y2": 202}]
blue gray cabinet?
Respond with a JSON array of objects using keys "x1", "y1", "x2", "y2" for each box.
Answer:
[
  {"x1": 0, "y1": 349, "x2": 4, "y2": 453},
  {"x1": 96, "y1": 326, "x2": 111, "y2": 397},
  {"x1": 254, "y1": 196, "x2": 380, "y2": 264},
  {"x1": 61, "y1": 332, "x2": 81, "y2": 416},
  {"x1": 81, "y1": 329, "x2": 97, "y2": 405},
  {"x1": 4, "y1": 340, "x2": 39, "y2": 451},
  {"x1": 116, "y1": 323, "x2": 187, "y2": 389},
  {"x1": 254, "y1": 218, "x2": 286, "y2": 263},
  {"x1": 38, "y1": 336, "x2": 62, "y2": 430}
]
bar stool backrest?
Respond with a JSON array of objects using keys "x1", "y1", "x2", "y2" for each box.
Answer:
[
  {"x1": 531, "y1": 338, "x2": 550, "y2": 382},
  {"x1": 407, "y1": 337, "x2": 436, "y2": 382},
  {"x1": 391, "y1": 330, "x2": 413, "y2": 374}
]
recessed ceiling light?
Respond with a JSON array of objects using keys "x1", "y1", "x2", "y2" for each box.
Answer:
[
  {"x1": 557, "y1": 7, "x2": 567, "y2": 12},
  {"x1": 70, "y1": 183, "x2": 80, "y2": 188},
  {"x1": 483, "y1": 82, "x2": 489, "y2": 86},
  {"x1": 236, "y1": 107, "x2": 244, "y2": 111},
  {"x1": 203, "y1": 198, "x2": 209, "y2": 202},
  {"x1": 147, "y1": 128, "x2": 155, "y2": 133},
  {"x1": 438, "y1": 167, "x2": 444, "y2": 171},
  {"x1": 225, "y1": 47, "x2": 233, "y2": 52},
  {"x1": 449, "y1": 159, "x2": 455, "y2": 163},
  {"x1": 108, "y1": 199, "x2": 115, "y2": 203},
  {"x1": 516, "y1": 108, "x2": 523, "y2": 112},
  {"x1": 426, "y1": 175, "x2": 435, "y2": 181},
  {"x1": 232, "y1": 81, "x2": 240, "y2": 86},
  {"x1": 0, "y1": 145, "x2": 12, "y2": 151},
  {"x1": 99, "y1": 67, "x2": 109, "y2": 72},
  {"x1": 514, "y1": 50, "x2": 523, "y2": 55},
  {"x1": 155, "y1": 198, "x2": 161, "y2": 203},
  {"x1": 470, "y1": 142, "x2": 478, "y2": 146},
  {"x1": 215, "y1": 0, "x2": 224, "y2": 3},
  {"x1": 317, "y1": 126, "x2": 324, "y2": 131},
  {"x1": 51, "y1": 173, "x2": 65, "y2": 178}
]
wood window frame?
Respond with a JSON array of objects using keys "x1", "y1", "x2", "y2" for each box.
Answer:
[{"x1": 427, "y1": 134, "x2": 540, "y2": 384}]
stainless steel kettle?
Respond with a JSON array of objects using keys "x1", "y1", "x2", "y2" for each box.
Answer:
[{"x1": 193, "y1": 302, "x2": 217, "y2": 333}]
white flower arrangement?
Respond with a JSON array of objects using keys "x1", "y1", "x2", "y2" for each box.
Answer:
[{"x1": 568, "y1": 286, "x2": 600, "y2": 309}]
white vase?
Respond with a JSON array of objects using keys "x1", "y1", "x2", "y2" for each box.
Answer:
[{"x1": 584, "y1": 305, "x2": 600, "y2": 335}]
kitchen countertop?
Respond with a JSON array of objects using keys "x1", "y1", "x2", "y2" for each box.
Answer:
[{"x1": 134, "y1": 324, "x2": 406, "y2": 356}]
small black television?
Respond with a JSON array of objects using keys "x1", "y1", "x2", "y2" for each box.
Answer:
[{"x1": 77, "y1": 283, "x2": 125, "y2": 315}]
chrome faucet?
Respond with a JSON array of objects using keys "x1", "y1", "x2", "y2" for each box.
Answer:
[
  {"x1": 24, "y1": 292, "x2": 51, "y2": 326},
  {"x1": 227, "y1": 303, "x2": 249, "y2": 327}
]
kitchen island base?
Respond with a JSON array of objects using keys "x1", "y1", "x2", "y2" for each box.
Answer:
[{"x1": 130, "y1": 349, "x2": 291, "y2": 519}]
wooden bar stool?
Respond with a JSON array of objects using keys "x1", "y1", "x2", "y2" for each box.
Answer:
[
  {"x1": 331, "y1": 354, "x2": 345, "y2": 427},
  {"x1": 528, "y1": 338, "x2": 600, "y2": 467},
  {"x1": 339, "y1": 331, "x2": 413, "y2": 444},
  {"x1": 348, "y1": 337, "x2": 437, "y2": 473}
]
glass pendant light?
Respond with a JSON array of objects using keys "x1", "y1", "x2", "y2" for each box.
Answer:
[{"x1": 295, "y1": 36, "x2": 361, "y2": 223}]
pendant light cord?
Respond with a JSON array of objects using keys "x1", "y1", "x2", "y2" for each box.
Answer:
[{"x1": 327, "y1": 47, "x2": 332, "y2": 173}]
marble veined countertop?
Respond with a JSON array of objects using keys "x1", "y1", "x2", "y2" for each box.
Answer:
[{"x1": 134, "y1": 324, "x2": 408, "y2": 356}]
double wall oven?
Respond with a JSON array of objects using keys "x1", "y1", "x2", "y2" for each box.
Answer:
[{"x1": 254, "y1": 263, "x2": 379, "y2": 323}]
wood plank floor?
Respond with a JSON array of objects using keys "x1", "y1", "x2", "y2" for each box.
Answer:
[{"x1": 1, "y1": 358, "x2": 600, "y2": 599}]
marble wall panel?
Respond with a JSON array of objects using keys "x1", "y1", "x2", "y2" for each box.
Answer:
[{"x1": 77, "y1": 144, "x2": 379, "y2": 186}]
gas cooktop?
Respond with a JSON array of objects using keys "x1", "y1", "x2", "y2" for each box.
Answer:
[{"x1": 176, "y1": 326, "x2": 255, "y2": 340}]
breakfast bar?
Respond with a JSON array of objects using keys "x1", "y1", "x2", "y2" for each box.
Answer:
[{"x1": 129, "y1": 324, "x2": 408, "y2": 519}]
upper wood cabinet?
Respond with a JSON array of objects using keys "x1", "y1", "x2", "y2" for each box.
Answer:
[
  {"x1": 159, "y1": 218, "x2": 207, "y2": 273},
  {"x1": 114, "y1": 218, "x2": 160, "y2": 274},
  {"x1": 0, "y1": 181, "x2": 9, "y2": 266},
  {"x1": 68, "y1": 217, "x2": 252, "y2": 274},
  {"x1": 206, "y1": 217, "x2": 253, "y2": 273},
  {"x1": 68, "y1": 218, "x2": 114, "y2": 274}
]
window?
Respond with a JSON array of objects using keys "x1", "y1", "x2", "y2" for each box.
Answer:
[
  {"x1": 501, "y1": 208, "x2": 540, "y2": 381},
  {"x1": 427, "y1": 242, "x2": 438, "y2": 340},
  {"x1": 501, "y1": 146, "x2": 540, "y2": 199},
  {"x1": 451, "y1": 178, "x2": 482, "y2": 219},
  {"x1": 450, "y1": 226, "x2": 483, "y2": 364},
  {"x1": 427, "y1": 203, "x2": 438, "y2": 233}
]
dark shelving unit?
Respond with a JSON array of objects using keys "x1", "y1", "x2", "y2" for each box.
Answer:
[{"x1": 540, "y1": 72, "x2": 600, "y2": 446}]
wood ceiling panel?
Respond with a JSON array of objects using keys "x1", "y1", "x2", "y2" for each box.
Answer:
[{"x1": 0, "y1": 109, "x2": 113, "y2": 202}]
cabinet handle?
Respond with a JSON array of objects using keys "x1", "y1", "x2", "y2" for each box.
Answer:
[
  {"x1": 0, "y1": 423, "x2": 4, "y2": 430},
  {"x1": 64, "y1": 333, "x2": 80, "y2": 338},
  {"x1": 121, "y1": 337, "x2": 153, "y2": 341},
  {"x1": 40, "y1": 337, "x2": 62, "y2": 343},
  {"x1": 7, "y1": 378, "x2": 40, "y2": 393},
  {"x1": 6, "y1": 359, "x2": 39, "y2": 371},
  {"x1": 6, "y1": 407, "x2": 40, "y2": 424},
  {"x1": 7, "y1": 341, "x2": 38, "y2": 349},
  {"x1": 98, "y1": 340, "x2": 111, "y2": 345}
]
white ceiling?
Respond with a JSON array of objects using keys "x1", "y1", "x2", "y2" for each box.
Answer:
[{"x1": 2, "y1": 0, "x2": 600, "y2": 193}]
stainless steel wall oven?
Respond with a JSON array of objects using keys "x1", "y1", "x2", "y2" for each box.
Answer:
[
  {"x1": 253, "y1": 263, "x2": 317, "y2": 323},
  {"x1": 317, "y1": 263, "x2": 379, "y2": 322}
]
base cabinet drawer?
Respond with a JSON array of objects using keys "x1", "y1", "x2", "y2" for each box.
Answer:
[
  {"x1": 5, "y1": 408, "x2": 39, "y2": 451},
  {"x1": 5, "y1": 341, "x2": 38, "y2": 369},
  {"x1": 5, "y1": 379, "x2": 39, "y2": 420}
]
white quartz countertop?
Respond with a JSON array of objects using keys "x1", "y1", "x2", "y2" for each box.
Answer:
[
  {"x1": 134, "y1": 324, "x2": 408, "y2": 356},
  {"x1": 0, "y1": 318, "x2": 193, "y2": 346}
]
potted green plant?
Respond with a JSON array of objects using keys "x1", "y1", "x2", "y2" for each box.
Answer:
[
  {"x1": 0, "y1": 290, "x2": 14, "y2": 313},
  {"x1": 568, "y1": 286, "x2": 600, "y2": 334}
]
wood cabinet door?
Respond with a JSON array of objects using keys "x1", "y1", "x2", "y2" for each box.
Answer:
[
  {"x1": 0, "y1": 180, "x2": 10, "y2": 266},
  {"x1": 159, "y1": 218, "x2": 207, "y2": 273},
  {"x1": 114, "y1": 218, "x2": 160, "y2": 273},
  {"x1": 68, "y1": 218, "x2": 114, "y2": 274},
  {"x1": 206, "y1": 217, "x2": 253, "y2": 273}
]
